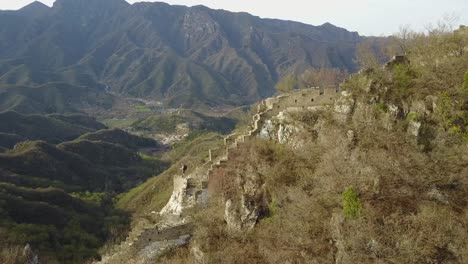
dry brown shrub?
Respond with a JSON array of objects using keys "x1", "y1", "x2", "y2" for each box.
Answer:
[
  {"x1": 0, "y1": 246, "x2": 27, "y2": 264},
  {"x1": 155, "y1": 245, "x2": 192, "y2": 264}
]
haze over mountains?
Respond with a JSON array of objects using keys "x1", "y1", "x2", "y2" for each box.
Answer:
[{"x1": 0, "y1": 0, "x2": 368, "y2": 113}]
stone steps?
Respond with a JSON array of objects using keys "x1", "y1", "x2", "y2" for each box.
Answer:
[{"x1": 134, "y1": 223, "x2": 194, "y2": 252}]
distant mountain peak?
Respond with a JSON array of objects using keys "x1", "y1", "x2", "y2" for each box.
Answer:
[
  {"x1": 20, "y1": 1, "x2": 49, "y2": 9},
  {"x1": 321, "y1": 22, "x2": 337, "y2": 28},
  {"x1": 18, "y1": 1, "x2": 50, "y2": 17}
]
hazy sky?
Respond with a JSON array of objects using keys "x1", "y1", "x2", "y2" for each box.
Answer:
[{"x1": 1, "y1": 0, "x2": 467, "y2": 36}]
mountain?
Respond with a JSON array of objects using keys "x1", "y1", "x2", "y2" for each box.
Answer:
[
  {"x1": 0, "y1": 182, "x2": 129, "y2": 263},
  {"x1": 0, "y1": 138, "x2": 163, "y2": 191},
  {"x1": 16, "y1": 1, "x2": 50, "y2": 18},
  {"x1": 0, "y1": 0, "x2": 370, "y2": 112},
  {"x1": 78, "y1": 128, "x2": 159, "y2": 149},
  {"x1": 0, "y1": 110, "x2": 169, "y2": 262},
  {"x1": 0, "y1": 111, "x2": 105, "y2": 145},
  {"x1": 130, "y1": 109, "x2": 237, "y2": 134}
]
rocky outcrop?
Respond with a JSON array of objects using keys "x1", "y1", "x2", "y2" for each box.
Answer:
[
  {"x1": 278, "y1": 123, "x2": 300, "y2": 144},
  {"x1": 334, "y1": 90, "x2": 356, "y2": 124},
  {"x1": 224, "y1": 198, "x2": 259, "y2": 231},
  {"x1": 223, "y1": 163, "x2": 268, "y2": 231},
  {"x1": 259, "y1": 120, "x2": 275, "y2": 139},
  {"x1": 160, "y1": 166, "x2": 209, "y2": 216},
  {"x1": 23, "y1": 244, "x2": 39, "y2": 264},
  {"x1": 334, "y1": 91, "x2": 355, "y2": 115},
  {"x1": 330, "y1": 214, "x2": 349, "y2": 264},
  {"x1": 408, "y1": 120, "x2": 422, "y2": 137}
]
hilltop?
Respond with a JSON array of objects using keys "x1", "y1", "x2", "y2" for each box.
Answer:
[{"x1": 0, "y1": 111, "x2": 105, "y2": 146}]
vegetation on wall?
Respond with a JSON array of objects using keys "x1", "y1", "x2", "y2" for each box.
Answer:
[{"x1": 275, "y1": 74, "x2": 298, "y2": 93}]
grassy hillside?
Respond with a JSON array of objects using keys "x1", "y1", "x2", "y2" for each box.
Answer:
[
  {"x1": 0, "y1": 114, "x2": 170, "y2": 263},
  {"x1": 78, "y1": 128, "x2": 159, "y2": 150},
  {"x1": 0, "y1": 183, "x2": 129, "y2": 263},
  {"x1": 130, "y1": 110, "x2": 238, "y2": 136},
  {"x1": 0, "y1": 82, "x2": 113, "y2": 115},
  {"x1": 0, "y1": 133, "x2": 25, "y2": 151},
  {"x1": 0, "y1": 111, "x2": 105, "y2": 145},
  {"x1": 0, "y1": 140, "x2": 166, "y2": 192}
]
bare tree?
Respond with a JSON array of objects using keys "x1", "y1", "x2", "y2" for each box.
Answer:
[
  {"x1": 275, "y1": 74, "x2": 298, "y2": 93},
  {"x1": 393, "y1": 25, "x2": 414, "y2": 55},
  {"x1": 355, "y1": 40, "x2": 381, "y2": 69},
  {"x1": 300, "y1": 68, "x2": 348, "y2": 89}
]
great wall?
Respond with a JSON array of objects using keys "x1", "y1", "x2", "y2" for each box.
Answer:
[
  {"x1": 97, "y1": 86, "x2": 341, "y2": 263},
  {"x1": 160, "y1": 86, "x2": 340, "y2": 216}
]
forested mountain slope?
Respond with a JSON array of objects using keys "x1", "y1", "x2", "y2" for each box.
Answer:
[{"x1": 0, "y1": 0, "x2": 371, "y2": 111}]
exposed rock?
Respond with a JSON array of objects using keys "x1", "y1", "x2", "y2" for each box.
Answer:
[
  {"x1": 411, "y1": 100, "x2": 430, "y2": 116},
  {"x1": 373, "y1": 176, "x2": 381, "y2": 195},
  {"x1": 191, "y1": 245, "x2": 206, "y2": 264},
  {"x1": 334, "y1": 91, "x2": 355, "y2": 115},
  {"x1": 137, "y1": 234, "x2": 191, "y2": 264},
  {"x1": 366, "y1": 239, "x2": 380, "y2": 256},
  {"x1": 277, "y1": 111, "x2": 287, "y2": 121},
  {"x1": 330, "y1": 214, "x2": 349, "y2": 264},
  {"x1": 425, "y1": 95, "x2": 438, "y2": 113},
  {"x1": 259, "y1": 119, "x2": 275, "y2": 139},
  {"x1": 239, "y1": 195, "x2": 260, "y2": 230},
  {"x1": 224, "y1": 199, "x2": 242, "y2": 230},
  {"x1": 224, "y1": 196, "x2": 260, "y2": 231},
  {"x1": 408, "y1": 120, "x2": 422, "y2": 137},
  {"x1": 387, "y1": 104, "x2": 403, "y2": 119},
  {"x1": 278, "y1": 124, "x2": 297, "y2": 144},
  {"x1": 160, "y1": 175, "x2": 188, "y2": 216},
  {"x1": 23, "y1": 244, "x2": 39, "y2": 264},
  {"x1": 224, "y1": 165, "x2": 264, "y2": 231},
  {"x1": 427, "y1": 187, "x2": 449, "y2": 204},
  {"x1": 368, "y1": 96, "x2": 378, "y2": 104},
  {"x1": 346, "y1": 130, "x2": 355, "y2": 143}
]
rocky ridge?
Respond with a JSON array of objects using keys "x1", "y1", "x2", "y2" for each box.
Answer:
[{"x1": 97, "y1": 86, "x2": 340, "y2": 263}]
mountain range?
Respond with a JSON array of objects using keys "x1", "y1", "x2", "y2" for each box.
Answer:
[{"x1": 0, "y1": 0, "x2": 369, "y2": 113}]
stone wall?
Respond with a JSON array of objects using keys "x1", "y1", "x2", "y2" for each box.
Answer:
[
  {"x1": 159, "y1": 87, "x2": 339, "y2": 219},
  {"x1": 263, "y1": 87, "x2": 337, "y2": 118}
]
